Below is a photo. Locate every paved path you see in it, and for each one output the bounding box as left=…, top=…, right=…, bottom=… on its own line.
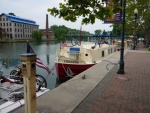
left=72, top=42, right=150, bottom=113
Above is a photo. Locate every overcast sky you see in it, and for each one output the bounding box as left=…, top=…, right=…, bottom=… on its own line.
left=0, top=0, right=112, bottom=34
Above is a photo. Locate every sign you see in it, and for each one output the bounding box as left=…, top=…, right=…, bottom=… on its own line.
left=104, top=0, right=122, bottom=24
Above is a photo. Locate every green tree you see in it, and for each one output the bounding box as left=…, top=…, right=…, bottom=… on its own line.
left=95, top=30, right=102, bottom=35
left=50, top=25, right=69, bottom=42
left=50, top=25, right=90, bottom=42
left=112, top=24, right=122, bottom=36
left=48, top=0, right=121, bottom=25
left=102, top=30, right=107, bottom=34
left=122, top=0, right=150, bottom=41
left=32, top=30, right=42, bottom=41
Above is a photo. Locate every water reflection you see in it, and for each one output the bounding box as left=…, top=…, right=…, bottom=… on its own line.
left=0, top=41, right=60, bottom=90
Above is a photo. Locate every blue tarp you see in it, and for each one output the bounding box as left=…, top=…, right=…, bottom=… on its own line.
left=70, top=47, right=80, bottom=54
left=90, top=34, right=116, bottom=37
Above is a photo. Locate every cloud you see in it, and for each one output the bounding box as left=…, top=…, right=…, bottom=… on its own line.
left=0, top=0, right=112, bottom=33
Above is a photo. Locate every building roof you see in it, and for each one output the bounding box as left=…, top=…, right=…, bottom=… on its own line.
left=1, top=13, right=39, bottom=26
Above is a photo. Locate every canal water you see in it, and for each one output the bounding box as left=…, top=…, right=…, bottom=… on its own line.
left=0, top=41, right=60, bottom=90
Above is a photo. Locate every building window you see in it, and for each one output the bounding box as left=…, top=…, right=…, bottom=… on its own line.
left=0, top=18, right=1, bottom=21
left=10, top=28, right=12, bottom=32
left=7, top=23, right=8, bottom=26
left=10, top=23, right=11, bottom=26
left=15, top=28, right=16, bottom=32
left=15, top=23, right=16, bottom=26
left=7, top=28, right=9, bottom=32
left=3, top=23, right=5, bottom=26
left=18, top=29, right=19, bottom=32
left=10, top=33, right=12, bottom=39
left=6, top=18, right=8, bottom=21
left=3, top=18, right=5, bottom=21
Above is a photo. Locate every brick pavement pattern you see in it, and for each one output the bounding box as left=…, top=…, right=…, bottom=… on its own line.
left=72, top=42, right=150, bottom=113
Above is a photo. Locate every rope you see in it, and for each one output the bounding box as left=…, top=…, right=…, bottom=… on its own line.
left=102, top=60, right=117, bottom=70
left=61, top=63, right=74, bottom=77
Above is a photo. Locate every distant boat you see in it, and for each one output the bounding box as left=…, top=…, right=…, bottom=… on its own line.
left=55, top=39, right=117, bottom=80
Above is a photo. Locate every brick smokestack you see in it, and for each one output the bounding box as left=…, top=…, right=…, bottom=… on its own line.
left=46, top=14, right=49, bottom=39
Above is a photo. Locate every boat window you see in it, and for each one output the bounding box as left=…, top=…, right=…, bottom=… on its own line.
left=85, top=53, right=88, bottom=56
left=108, top=49, right=110, bottom=54
left=102, top=51, right=104, bottom=57
left=114, top=48, right=116, bottom=52
left=111, top=48, right=112, bottom=53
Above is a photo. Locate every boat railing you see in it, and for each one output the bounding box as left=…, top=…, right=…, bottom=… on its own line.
left=56, top=49, right=60, bottom=58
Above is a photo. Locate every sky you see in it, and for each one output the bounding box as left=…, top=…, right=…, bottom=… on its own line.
left=0, top=0, right=112, bottom=34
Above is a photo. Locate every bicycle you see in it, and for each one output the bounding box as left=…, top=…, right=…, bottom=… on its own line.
left=129, top=43, right=139, bottom=50
left=0, top=63, right=47, bottom=91
left=71, top=37, right=81, bottom=46
left=94, top=37, right=102, bottom=48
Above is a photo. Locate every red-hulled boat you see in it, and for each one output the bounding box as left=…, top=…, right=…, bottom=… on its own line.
left=55, top=62, right=95, bottom=79
left=55, top=41, right=117, bottom=79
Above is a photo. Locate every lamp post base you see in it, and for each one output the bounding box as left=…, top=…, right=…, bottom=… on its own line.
left=117, top=61, right=125, bottom=74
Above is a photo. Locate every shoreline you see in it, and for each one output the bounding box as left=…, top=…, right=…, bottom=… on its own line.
left=0, top=39, right=55, bottom=43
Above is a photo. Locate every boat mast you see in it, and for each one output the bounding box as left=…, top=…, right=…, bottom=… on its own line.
left=80, top=25, right=82, bottom=45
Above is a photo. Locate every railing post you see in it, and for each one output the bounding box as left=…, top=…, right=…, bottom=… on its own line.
left=20, top=53, right=37, bottom=113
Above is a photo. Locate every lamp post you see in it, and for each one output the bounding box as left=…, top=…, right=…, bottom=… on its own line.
left=133, top=8, right=138, bottom=50
left=117, top=0, right=126, bottom=74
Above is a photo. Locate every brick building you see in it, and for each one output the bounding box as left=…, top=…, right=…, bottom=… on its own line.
left=39, top=14, right=54, bottom=39
left=39, top=29, right=54, bottom=39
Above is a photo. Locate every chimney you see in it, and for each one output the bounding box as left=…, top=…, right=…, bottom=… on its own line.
left=46, top=14, right=49, bottom=39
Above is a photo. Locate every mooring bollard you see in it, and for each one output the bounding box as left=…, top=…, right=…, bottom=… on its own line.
left=20, top=53, right=37, bottom=113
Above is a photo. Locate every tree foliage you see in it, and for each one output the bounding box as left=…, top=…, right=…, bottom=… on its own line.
left=48, top=0, right=121, bottom=24
left=125, top=0, right=150, bottom=39
left=110, top=0, right=150, bottom=42
left=50, top=25, right=90, bottom=42
left=95, top=29, right=102, bottom=34
left=32, top=30, right=42, bottom=41
left=48, top=0, right=150, bottom=43
left=50, top=25, right=69, bottom=42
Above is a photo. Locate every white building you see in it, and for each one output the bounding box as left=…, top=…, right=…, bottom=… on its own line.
left=0, top=13, right=39, bottom=40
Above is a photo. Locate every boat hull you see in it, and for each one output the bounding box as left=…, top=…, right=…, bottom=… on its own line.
left=55, top=63, right=95, bottom=79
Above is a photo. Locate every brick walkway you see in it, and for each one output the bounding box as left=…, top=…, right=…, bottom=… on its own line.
left=72, top=42, right=150, bottom=113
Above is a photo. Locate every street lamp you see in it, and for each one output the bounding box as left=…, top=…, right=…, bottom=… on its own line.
left=117, top=0, right=126, bottom=74
left=133, top=8, right=138, bottom=50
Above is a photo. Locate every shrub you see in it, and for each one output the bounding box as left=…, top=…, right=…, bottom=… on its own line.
left=148, top=47, right=150, bottom=52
